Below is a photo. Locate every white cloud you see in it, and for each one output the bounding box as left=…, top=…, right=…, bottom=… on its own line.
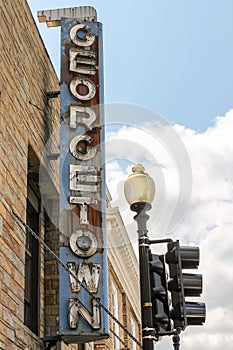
left=106, top=109, right=233, bottom=350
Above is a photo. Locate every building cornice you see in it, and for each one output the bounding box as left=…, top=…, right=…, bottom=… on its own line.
left=106, top=205, right=140, bottom=319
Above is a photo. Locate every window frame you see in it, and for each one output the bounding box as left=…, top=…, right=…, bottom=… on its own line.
left=24, top=178, right=41, bottom=335
left=112, top=282, right=120, bottom=350
left=131, top=318, right=137, bottom=350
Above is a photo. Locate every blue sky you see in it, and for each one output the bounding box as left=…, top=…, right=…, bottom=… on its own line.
left=27, top=0, right=233, bottom=131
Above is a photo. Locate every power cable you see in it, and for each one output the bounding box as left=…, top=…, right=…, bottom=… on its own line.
left=28, top=100, right=60, bottom=125
left=12, top=210, right=143, bottom=349
left=109, top=327, right=130, bottom=350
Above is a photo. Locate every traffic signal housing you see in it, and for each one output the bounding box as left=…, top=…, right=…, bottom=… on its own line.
left=149, top=252, right=171, bottom=335
left=165, top=240, right=206, bottom=330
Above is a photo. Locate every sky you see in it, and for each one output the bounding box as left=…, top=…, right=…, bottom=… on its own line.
left=27, top=0, right=233, bottom=131
left=26, top=1, right=233, bottom=350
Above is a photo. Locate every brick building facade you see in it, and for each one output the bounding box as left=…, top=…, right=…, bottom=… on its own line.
left=0, top=1, right=140, bottom=350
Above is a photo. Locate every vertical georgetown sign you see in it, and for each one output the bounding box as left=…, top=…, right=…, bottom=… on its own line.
left=38, top=6, right=109, bottom=343
left=59, top=10, right=109, bottom=344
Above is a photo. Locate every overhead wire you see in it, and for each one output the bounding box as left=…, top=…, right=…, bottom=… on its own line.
left=12, top=209, right=143, bottom=349
left=109, top=327, right=130, bottom=350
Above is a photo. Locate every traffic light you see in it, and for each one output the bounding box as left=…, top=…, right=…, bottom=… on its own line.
left=165, top=240, right=206, bottom=330
left=149, top=252, right=171, bottom=335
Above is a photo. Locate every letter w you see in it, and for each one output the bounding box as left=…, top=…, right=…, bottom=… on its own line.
left=67, top=262, right=101, bottom=293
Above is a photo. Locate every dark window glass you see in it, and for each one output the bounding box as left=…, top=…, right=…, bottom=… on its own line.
left=24, top=196, right=39, bottom=334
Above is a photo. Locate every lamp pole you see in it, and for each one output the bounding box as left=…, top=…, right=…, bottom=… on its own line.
left=124, top=164, right=156, bottom=350
left=172, top=335, right=180, bottom=350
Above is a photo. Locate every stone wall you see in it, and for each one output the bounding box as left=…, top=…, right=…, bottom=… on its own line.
left=0, top=0, right=60, bottom=348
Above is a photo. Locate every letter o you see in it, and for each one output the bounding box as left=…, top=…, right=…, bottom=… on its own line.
left=70, top=77, right=96, bottom=101
left=70, top=229, right=98, bottom=258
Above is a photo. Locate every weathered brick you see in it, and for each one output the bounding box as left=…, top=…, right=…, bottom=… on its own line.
left=51, top=278, right=59, bottom=290
left=45, top=293, right=56, bottom=305
left=45, top=315, right=57, bottom=327
left=0, top=202, right=6, bottom=220
left=0, top=289, right=17, bottom=315
left=0, top=252, right=12, bottom=275
left=0, top=216, right=3, bottom=237
left=11, top=268, right=24, bottom=289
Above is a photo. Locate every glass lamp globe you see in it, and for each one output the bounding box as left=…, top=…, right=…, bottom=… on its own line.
left=124, top=164, right=155, bottom=206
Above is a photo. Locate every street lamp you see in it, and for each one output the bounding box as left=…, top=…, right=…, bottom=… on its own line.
left=124, top=164, right=156, bottom=350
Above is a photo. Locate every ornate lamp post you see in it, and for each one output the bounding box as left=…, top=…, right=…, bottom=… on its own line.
left=124, top=164, right=156, bottom=350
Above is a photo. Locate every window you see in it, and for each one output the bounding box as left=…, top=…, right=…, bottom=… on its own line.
left=112, top=282, right=120, bottom=350
left=131, top=318, right=137, bottom=350
left=24, top=148, right=41, bottom=335
left=78, top=343, right=94, bottom=350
